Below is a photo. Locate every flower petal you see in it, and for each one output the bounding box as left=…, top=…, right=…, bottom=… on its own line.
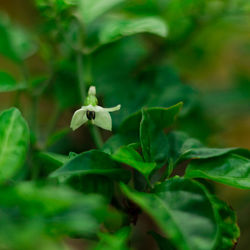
left=93, top=110, right=112, bottom=131
left=102, top=104, right=121, bottom=112
left=70, top=108, right=88, bottom=131
left=85, top=105, right=103, bottom=112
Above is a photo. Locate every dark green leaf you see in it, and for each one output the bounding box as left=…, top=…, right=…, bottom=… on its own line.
left=149, top=231, right=176, bottom=250
left=210, top=196, right=239, bottom=250
left=37, top=151, right=68, bottom=168
left=53, top=62, right=81, bottom=108
left=0, top=108, right=29, bottom=182
left=180, top=147, right=250, bottom=161
left=36, top=0, right=75, bottom=11
left=120, top=102, right=183, bottom=134
left=102, top=133, right=138, bottom=154
left=99, top=17, right=168, bottom=45
left=140, top=109, right=152, bottom=162
left=166, top=131, right=250, bottom=165
left=111, top=145, right=156, bottom=178
left=121, top=177, right=218, bottom=250
left=140, top=108, right=170, bottom=166
left=66, top=174, right=114, bottom=202
left=185, top=153, right=250, bottom=189
left=50, top=149, right=130, bottom=182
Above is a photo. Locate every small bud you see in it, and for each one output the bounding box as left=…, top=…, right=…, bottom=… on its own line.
left=85, top=95, right=98, bottom=106
left=88, top=86, right=96, bottom=96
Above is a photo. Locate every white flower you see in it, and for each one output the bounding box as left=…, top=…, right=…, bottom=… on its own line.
left=70, top=104, right=121, bottom=131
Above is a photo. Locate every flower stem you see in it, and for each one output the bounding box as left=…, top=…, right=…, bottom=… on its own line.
left=89, top=124, right=103, bottom=149
left=76, top=52, right=86, bottom=103
left=75, top=20, right=104, bottom=148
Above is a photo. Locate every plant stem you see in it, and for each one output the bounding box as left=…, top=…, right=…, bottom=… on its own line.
left=44, top=104, right=61, bottom=148
left=77, top=51, right=104, bottom=148
left=31, top=95, right=39, bottom=134
left=89, top=124, right=103, bottom=149
left=76, top=52, right=86, bottom=103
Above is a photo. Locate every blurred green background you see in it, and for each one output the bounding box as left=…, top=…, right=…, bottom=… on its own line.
left=0, top=0, right=250, bottom=249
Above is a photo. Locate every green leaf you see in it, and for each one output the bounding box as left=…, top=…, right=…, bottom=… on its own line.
left=36, top=0, right=76, bottom=11
left=0, top=108, right=29, bottom=182
left=37, top=151, right=68, bottom=168
left=179, top=147, right=250, bottom=161
left=50, top=149, right=130, bottom=183
left=164, top=131, right=201, bottom=163
left=78, top=0, right=125, bottom=24
left=0, top=15, right=36, bottom=62
left=99, top=17, right=168, bottom=45
left=140, top=108, right=170, bottom=166
left=94, top=227, right=131, bottom=250
left=120, top=102, right=183, bottom=134
left=0, top=182, right=108, bottom=242
left=121, top=177, right=218, bottom=250
left=140, top=109, right=152, bottom=162
left=210, top=196, right=239, bottom=250
left=66, top=174, right=114, bottom=202
left=111, top=145, right=156, bottom=178
left=53, top=63, right=80, bottom=108
left=166, top=131, right=250, bottom=165
left=185, top=153, right=250, bottom=189
left=0, top=72, right=25, bottom=92
left=102, top=133, right=137, bottom=154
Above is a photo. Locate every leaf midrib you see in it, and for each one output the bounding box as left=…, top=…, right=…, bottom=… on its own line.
left=0, top=110, right=17, bottom=164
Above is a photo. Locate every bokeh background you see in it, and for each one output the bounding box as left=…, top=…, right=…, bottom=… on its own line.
left=0, top=0, right=250, bottom=249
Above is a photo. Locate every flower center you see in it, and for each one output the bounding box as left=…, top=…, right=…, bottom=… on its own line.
left=86, top=110, right=95, bottom=120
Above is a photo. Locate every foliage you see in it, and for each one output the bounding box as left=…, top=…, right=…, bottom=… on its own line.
left=0, top=0, right=249, bottom=249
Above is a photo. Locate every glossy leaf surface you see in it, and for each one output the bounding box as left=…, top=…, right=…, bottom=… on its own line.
left=50, top=150, right=130, bottom=182
left=185, top=154, right=250, bottom=189
left=112, top=145, right=156, bottom=178
left=120, top=102, right=183, bottom=134
left=99, top=17, right=168, bottom=45
left=121, top=177, right=218, bottom=250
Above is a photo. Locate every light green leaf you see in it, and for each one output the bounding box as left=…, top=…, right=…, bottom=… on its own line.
left=121, top=177, right=218, bottom=250
left=111, top=145, right=156, bottom=178
left=50, top=149, right=130, bottom=183
left=99, top=17, right=168, bottom=45
left=0, top=108, right=29, bottom=182
left=0, top=182, right=108, bottom=240
left=94, top=227, right=131, bottom=250
left=0, top=72, right=25, bottom=92
left=0, top=15, right=36, bottom=62
left=185, top=153, right=250, bottom=189
left=78, top=0, right=125, bottom=24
